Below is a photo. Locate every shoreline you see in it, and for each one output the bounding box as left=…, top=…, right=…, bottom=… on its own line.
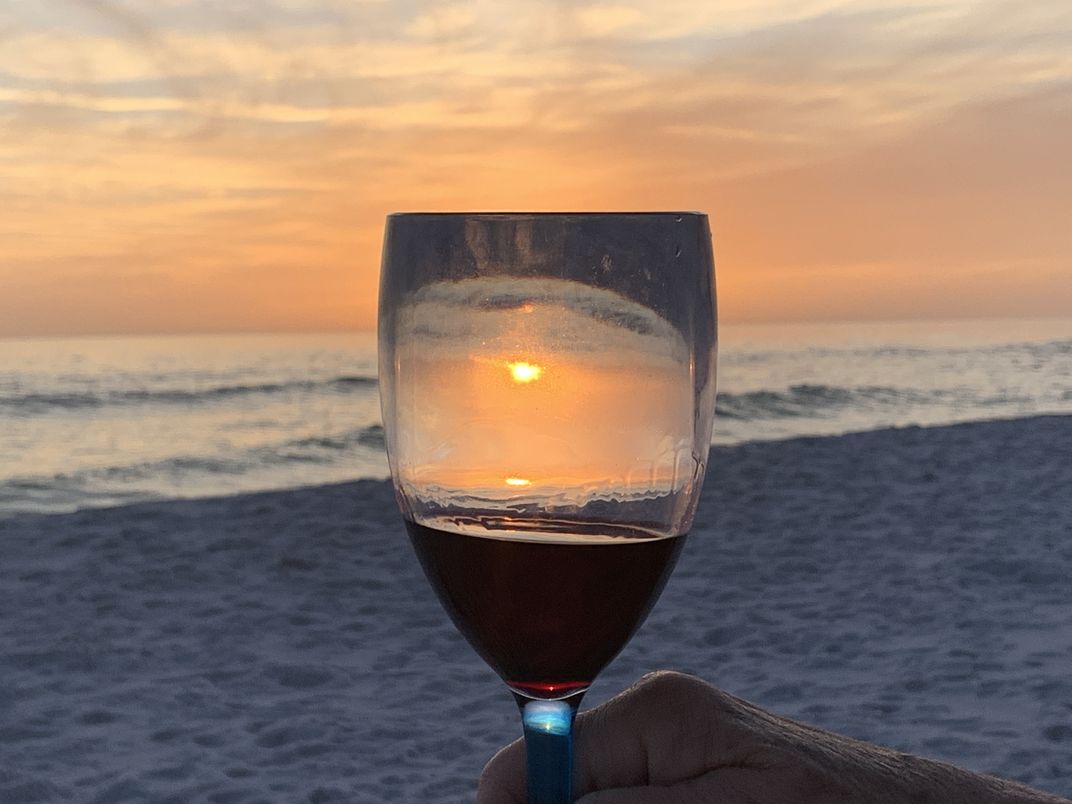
left=2, top=414, right=1070, bottom=801
left=5, top=411, right=1072, bottom=519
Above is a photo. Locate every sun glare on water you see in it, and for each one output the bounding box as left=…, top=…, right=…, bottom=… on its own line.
left=507, top=361, right=542, bottom=383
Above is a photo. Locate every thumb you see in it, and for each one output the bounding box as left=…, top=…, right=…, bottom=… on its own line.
left=572, top=671, right=757, bottom=794
left=478, top=672, right=762, bottom=802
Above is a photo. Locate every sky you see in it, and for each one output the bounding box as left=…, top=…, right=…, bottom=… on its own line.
left=0, top=0, right=1070, bottom=336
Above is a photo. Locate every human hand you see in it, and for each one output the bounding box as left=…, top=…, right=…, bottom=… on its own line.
left=477, top=671, right=1069, bottom=804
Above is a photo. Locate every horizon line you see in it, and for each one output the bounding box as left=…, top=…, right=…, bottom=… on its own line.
left=2, top=313, right=1071, bottom=342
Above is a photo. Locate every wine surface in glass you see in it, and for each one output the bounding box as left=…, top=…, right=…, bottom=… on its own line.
left=406, top=518, right=686, bottom=700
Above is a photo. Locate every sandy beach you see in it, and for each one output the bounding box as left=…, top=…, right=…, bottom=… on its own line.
left=2, top=415, right=1070, bottom=802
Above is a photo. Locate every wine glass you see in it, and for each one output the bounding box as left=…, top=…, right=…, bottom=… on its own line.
left=378, top=212, right=717, bottom=803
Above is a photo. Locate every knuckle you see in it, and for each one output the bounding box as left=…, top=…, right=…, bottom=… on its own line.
left=635, top=670, right=710, bottom=699
left=627, top=670, right=725, bottom=727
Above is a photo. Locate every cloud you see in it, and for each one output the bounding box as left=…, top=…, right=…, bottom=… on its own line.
left=405, top=5, right=479, bottom=40
left=570, top=5, right=648, bottom=38
left=0, top=0, right=1070, bottom=334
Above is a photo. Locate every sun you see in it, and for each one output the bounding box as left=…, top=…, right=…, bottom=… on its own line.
left=507, top=361, right=542, bottom=383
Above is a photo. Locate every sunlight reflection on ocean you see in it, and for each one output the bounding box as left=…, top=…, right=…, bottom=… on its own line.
left=0, top=319, right=1069, bottom=514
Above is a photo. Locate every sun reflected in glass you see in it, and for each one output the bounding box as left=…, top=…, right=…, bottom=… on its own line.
left=507, top=361, right=542, bottom=383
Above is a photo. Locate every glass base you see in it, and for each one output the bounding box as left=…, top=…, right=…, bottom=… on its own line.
left=508, top=680, right=591, bottom=701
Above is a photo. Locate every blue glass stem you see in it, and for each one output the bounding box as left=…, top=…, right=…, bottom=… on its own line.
left=522, top=700, right=576, bottom=804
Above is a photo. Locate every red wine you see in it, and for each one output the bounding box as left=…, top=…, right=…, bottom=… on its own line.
left=406, top=519, right=685, bottom=700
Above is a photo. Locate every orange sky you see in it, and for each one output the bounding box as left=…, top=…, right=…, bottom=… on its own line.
left=1, top=0, right=1070, bottom=336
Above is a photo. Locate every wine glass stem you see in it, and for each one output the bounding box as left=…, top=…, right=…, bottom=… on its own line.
left=522, top=700, right=575, bottom=804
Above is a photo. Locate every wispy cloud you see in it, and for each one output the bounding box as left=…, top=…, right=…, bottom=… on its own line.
left=0, top=0, right=1070, bottom=334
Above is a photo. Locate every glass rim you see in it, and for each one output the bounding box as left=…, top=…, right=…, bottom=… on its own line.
left=386, top=211, right=707, bottom=219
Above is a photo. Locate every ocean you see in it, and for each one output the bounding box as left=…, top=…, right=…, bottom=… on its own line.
left=1, top=318, right=1069, bottom=514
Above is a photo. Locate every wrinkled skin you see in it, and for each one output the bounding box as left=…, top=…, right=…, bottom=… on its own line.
left=477, top=672, right=1070, bottom=804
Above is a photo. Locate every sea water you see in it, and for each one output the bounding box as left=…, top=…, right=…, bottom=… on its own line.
left=0, top=319, right=1069, bottom=514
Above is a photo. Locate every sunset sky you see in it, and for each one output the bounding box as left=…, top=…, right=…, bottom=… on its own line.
left=1, top=0, right=1070, bottom=336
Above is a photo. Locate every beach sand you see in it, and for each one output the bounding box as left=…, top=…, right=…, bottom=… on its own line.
left=2, top=415, right=1071, bottom=802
